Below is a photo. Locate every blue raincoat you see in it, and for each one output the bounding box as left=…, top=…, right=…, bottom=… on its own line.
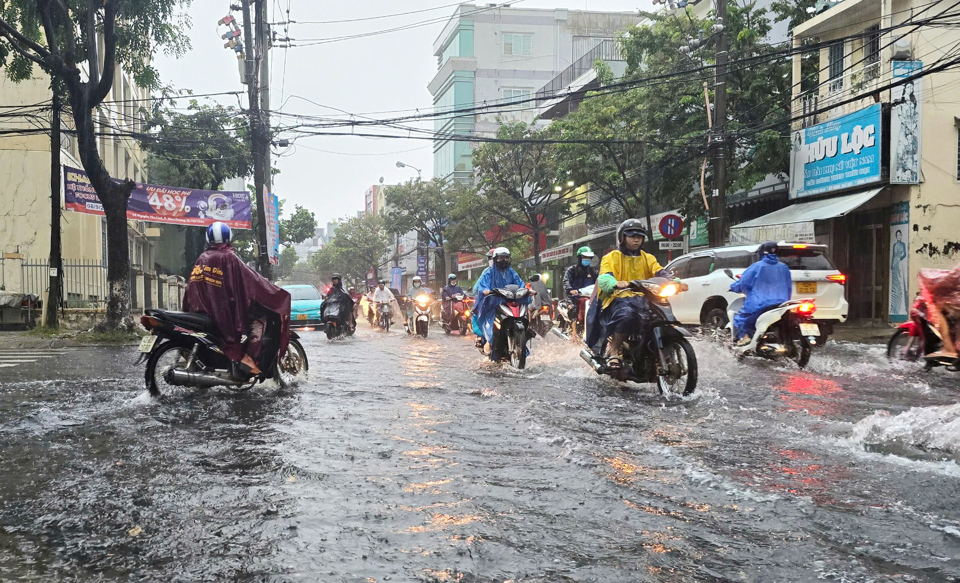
left=729, top=254, right=792, bottom=339
left=471, top=267, right=490, bottom=337
left=474, top=266, right=525, bottom=345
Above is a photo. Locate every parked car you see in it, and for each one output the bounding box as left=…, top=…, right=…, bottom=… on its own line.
left=661, top=242, right=848, bottom=342
left=283, top=284, right=324, bottom=329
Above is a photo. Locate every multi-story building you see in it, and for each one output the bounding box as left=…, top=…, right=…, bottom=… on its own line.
left=729, top=0, right=960, bottom=323
left=429, top=3, right=642, bottom=183
left=0, top=59, right=178, bottom=315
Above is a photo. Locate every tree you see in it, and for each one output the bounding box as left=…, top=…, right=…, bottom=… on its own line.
left=140, top=99, right=252, bottom=274
left=280, top=204, right=317, bottom=246
left=384, top=178, right=459, bottom=289
left=472, top=121, right=565, bottom=271
left=0, top=0, right=190, bottom=327
left=309, top=214, right=389, bottom=287
left=277, top=246, right=298, bottom=280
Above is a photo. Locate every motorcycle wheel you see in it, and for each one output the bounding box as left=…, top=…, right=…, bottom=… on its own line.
left=417, top=320, right=428, bottom=337
left=325, top=325, right=336, bottom=340
left=276, top=338, right=309, bottom=388
left=887, top=329, right=920, bottom=362
left=508, top=326, right=527, bottom=369
left=145, top=342, right=193, bottom=399
left=789, top=334, right=812, bottom=368
left=459, top=319, right=469, bottom=336
left=656, top=338, right=698, bottom=397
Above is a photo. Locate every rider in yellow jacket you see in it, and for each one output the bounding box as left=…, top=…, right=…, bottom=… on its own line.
left=586, top=219, right=663, bottom=370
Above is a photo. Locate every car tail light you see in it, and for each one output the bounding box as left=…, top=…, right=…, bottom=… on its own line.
left=826, top=273, right=846, bottom=285
left=797, top=302, right=816, bottom=315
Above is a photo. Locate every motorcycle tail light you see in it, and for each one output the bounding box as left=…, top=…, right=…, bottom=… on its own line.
left=542, top=306, right=550, bottom=312
left=464, top=310, right=470, bottom=317
left=141, top=315, right=160, bottom=330
left=826, top=273, right=846, bottom=285
left=797, top=302, right=816, bottom=315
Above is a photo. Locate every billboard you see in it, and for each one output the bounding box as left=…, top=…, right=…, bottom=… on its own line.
left=63, top=166, right=252, bottom=229
left=891, top=61, right=922, bottom=185
left=789, top=104, right=882, bottom=199
left=266, top=191, right=280, bottom=265
left=888, top=201, right=910, bottom=322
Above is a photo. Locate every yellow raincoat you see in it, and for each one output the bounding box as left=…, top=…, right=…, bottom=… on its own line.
left=597, top=249, right=663, bottom=309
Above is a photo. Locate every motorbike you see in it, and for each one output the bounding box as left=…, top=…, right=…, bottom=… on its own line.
left=722, top=269, right=816, bottom=368
left=321, top=301, right=355, bottom=340
left=482, top=284, right=532, bottom=369
left=376, top=301, right=393, bottom=332
left=411, top=293, right=433, bottom=337
left=137, top=308, right=308, bottom=398
left=441, top=293, right=472, bottom=336
left=555, top=287, right=591, bottom=340
left=579, top=278, right=698, bottom=397
left=530, top=302, right=554, bottom=338
left=887, top=296, right=960, bottom=370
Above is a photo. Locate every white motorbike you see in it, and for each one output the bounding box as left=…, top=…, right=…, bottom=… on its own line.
left=410, top=293, right=433, bottom=337
left=723, top=269, right=818, bottom=368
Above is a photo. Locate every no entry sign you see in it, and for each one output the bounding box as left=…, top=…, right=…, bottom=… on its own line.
left=658, top=214, right=683, bottom=240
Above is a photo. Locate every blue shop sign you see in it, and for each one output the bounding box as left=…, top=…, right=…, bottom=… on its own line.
left=788, top=103, right=882, bottom=199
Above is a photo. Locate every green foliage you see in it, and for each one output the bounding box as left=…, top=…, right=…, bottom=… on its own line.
left=384, top=177, right=460, bottom=287
left=277, top=246, right=298, bottom=279
left=309, top=214, right=390, bottom=287
left=280, top=204, right=317, bottom=246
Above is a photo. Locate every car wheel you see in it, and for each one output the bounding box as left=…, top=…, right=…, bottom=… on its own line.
left=703, top=308, right=728, bottom=329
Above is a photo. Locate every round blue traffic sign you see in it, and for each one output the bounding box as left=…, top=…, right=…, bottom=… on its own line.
left=659, top=214, right=683, bottom=240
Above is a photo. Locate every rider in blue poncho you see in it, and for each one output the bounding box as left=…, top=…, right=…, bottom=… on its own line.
left=729, top=241, right=793, bottom=345
left=471, top=248, right=496, bottom=345
left=474, top=247, right=525, bottom=357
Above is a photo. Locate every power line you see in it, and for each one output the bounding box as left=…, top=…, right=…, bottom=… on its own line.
left=272, top=1, right=467, bottom=25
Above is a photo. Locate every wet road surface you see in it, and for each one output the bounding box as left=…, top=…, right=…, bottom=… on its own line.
left=0, top=326, right=959, bottom=581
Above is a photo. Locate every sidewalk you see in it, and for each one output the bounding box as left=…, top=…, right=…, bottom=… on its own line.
left=0, top=330, right=141, bottom=350
left=830, top=322, right=896, bottom=345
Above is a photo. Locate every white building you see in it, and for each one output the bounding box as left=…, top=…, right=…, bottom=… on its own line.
left=428, top=3, right=643, bottom=182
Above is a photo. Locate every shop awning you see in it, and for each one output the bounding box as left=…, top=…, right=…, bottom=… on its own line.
left=729, top=188, right=883, bottom=244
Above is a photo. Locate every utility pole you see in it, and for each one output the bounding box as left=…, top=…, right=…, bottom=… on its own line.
left=241, top=0, right=272, bottom=278
left=44, top=86, right=61, bottom=329
left=709, top=0, right=728, bottom=247
left=257, top=0, right=272, bottom=206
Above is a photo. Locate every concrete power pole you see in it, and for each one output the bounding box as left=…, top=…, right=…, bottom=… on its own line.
left=709, top=0, right=728, bottom=248
left=257, top=0, right=272, bottom=208
left=44, top=87, right=61, bottom=329
left=241, top=0, right=272, bottom=278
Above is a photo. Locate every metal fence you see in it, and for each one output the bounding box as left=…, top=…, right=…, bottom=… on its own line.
left=22, top=259, right=109, bottom=309
left=536, top=39, right=623, bottom=102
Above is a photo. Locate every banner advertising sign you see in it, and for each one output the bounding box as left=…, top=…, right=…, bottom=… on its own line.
left=729, top=221, right=815, bottom=245
left=266, top=192, right=280, bottom=265
left=788, top=104, right=882, bottom=199
left=891, top=61, right=922, bottom=184
left=391, top=267, right=403, bottom=290
left=689, top=216, right=709, bottom=247
left=416, top=255, right=428, bottom=277
left=457, top=252, right=486, bottom=271
left=63, top=165, right=252, bottom=229
left=540, top=244, right=572, bottom=263
left=888, top=201, right=910, bottom=322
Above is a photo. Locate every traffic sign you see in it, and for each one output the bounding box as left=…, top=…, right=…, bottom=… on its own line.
left=659, top=214, right=684, bottom=240
left=659, top=241, right=684, bottom=250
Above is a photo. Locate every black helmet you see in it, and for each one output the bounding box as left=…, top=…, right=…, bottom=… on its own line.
left=378, top=279, right=387, bottom=284
left=616, top=218, right=647, bottom=246
left=758, top=241, right=779, bottom=257
left=331, top=273, right=341, bottom=280
left=529, top=273, right=541, bottom=282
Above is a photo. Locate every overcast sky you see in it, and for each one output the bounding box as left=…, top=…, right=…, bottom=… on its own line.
left=154, top=0, right=655, bottom=229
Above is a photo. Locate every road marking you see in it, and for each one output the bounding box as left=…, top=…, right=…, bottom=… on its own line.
left=0, top=348, right=72, bottom=371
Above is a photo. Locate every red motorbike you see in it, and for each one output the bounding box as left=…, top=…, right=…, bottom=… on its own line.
left=442, top=293, right=472, bottom=336
left=887, top=295, right=959, bottom=370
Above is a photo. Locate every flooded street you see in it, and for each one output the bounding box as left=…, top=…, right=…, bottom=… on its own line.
left=1, top=328, right=959, bottom=581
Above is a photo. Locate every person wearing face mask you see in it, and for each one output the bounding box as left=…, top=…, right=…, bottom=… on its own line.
left=475, top=247, right=526, bottom=359
left=562, top=246, right=598, bottom=336
left=585, top=219, right=664, bottom=371
left=471, top=248, right=497, bottom=347
left=405, top=276, right=426, bottom=333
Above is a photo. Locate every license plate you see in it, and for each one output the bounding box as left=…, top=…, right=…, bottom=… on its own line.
left=797, top=282, right=817, bottom=294
left=540, top=314, right=550, bottom=321
left=799, top=323, right=820, bottom=336
left=297, top=313, right=308, bottom=320
left=138, top=335, right=158, bottom=353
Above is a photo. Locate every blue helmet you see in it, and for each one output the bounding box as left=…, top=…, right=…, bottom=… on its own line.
left=206, top=221, right=232, bottom=245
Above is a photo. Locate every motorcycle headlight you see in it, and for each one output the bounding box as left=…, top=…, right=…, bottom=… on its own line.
left=658, top=283, right=679, bottom=298
left=416, top=294, right=429, bottom=306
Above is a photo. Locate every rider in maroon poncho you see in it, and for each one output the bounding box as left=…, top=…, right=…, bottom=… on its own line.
left=182, top=222, right=291, bottom=378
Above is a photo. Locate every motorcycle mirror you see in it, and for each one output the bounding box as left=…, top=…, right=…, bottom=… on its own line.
left=723, top=269, right=734, bottom=279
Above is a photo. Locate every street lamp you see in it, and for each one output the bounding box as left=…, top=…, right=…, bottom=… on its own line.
left=396, top=160, right=422, bottom=180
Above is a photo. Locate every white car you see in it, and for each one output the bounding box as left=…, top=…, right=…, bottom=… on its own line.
left=661, top=242, right=849, bottom=341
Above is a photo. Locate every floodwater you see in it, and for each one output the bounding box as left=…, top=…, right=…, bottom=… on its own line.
left=0, top=326, right=958, bottom=581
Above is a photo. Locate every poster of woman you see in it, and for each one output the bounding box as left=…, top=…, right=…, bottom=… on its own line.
left=889, top=202, right=910, bottom=321
left=891, top=61, right=922, bottom=185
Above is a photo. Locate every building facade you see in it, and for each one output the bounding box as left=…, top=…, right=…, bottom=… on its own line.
left=429, top=4, right=642, bottom=183
left=730, top=0, right=960, bottom=323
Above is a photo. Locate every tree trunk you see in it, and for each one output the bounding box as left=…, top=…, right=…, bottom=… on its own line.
left=532, top=224, right=542, bottom=271
left=72, top=95, right=135, bottom=328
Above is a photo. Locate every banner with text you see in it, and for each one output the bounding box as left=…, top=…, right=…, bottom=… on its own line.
left=266, top=191, right=280, bottom=265
left=63, top=165, right=252, bottom=229
left=788, top=104, right=882, bottom=199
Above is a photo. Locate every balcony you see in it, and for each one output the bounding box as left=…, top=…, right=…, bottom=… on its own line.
left=536, top=39, right=624, bottom=106
left=796, top=60, right=882, bottom=128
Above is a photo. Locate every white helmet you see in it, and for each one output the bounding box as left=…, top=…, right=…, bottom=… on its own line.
left=493, top=246, right=511, bottom=258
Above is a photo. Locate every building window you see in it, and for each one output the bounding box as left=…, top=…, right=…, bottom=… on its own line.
left=502, top=88, right=531, bottom=103
left=503, top=33, right=532, bottom=56
left=828, top=41, right=844, bottom=92
left=864, top=25, right=881, bottom=81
